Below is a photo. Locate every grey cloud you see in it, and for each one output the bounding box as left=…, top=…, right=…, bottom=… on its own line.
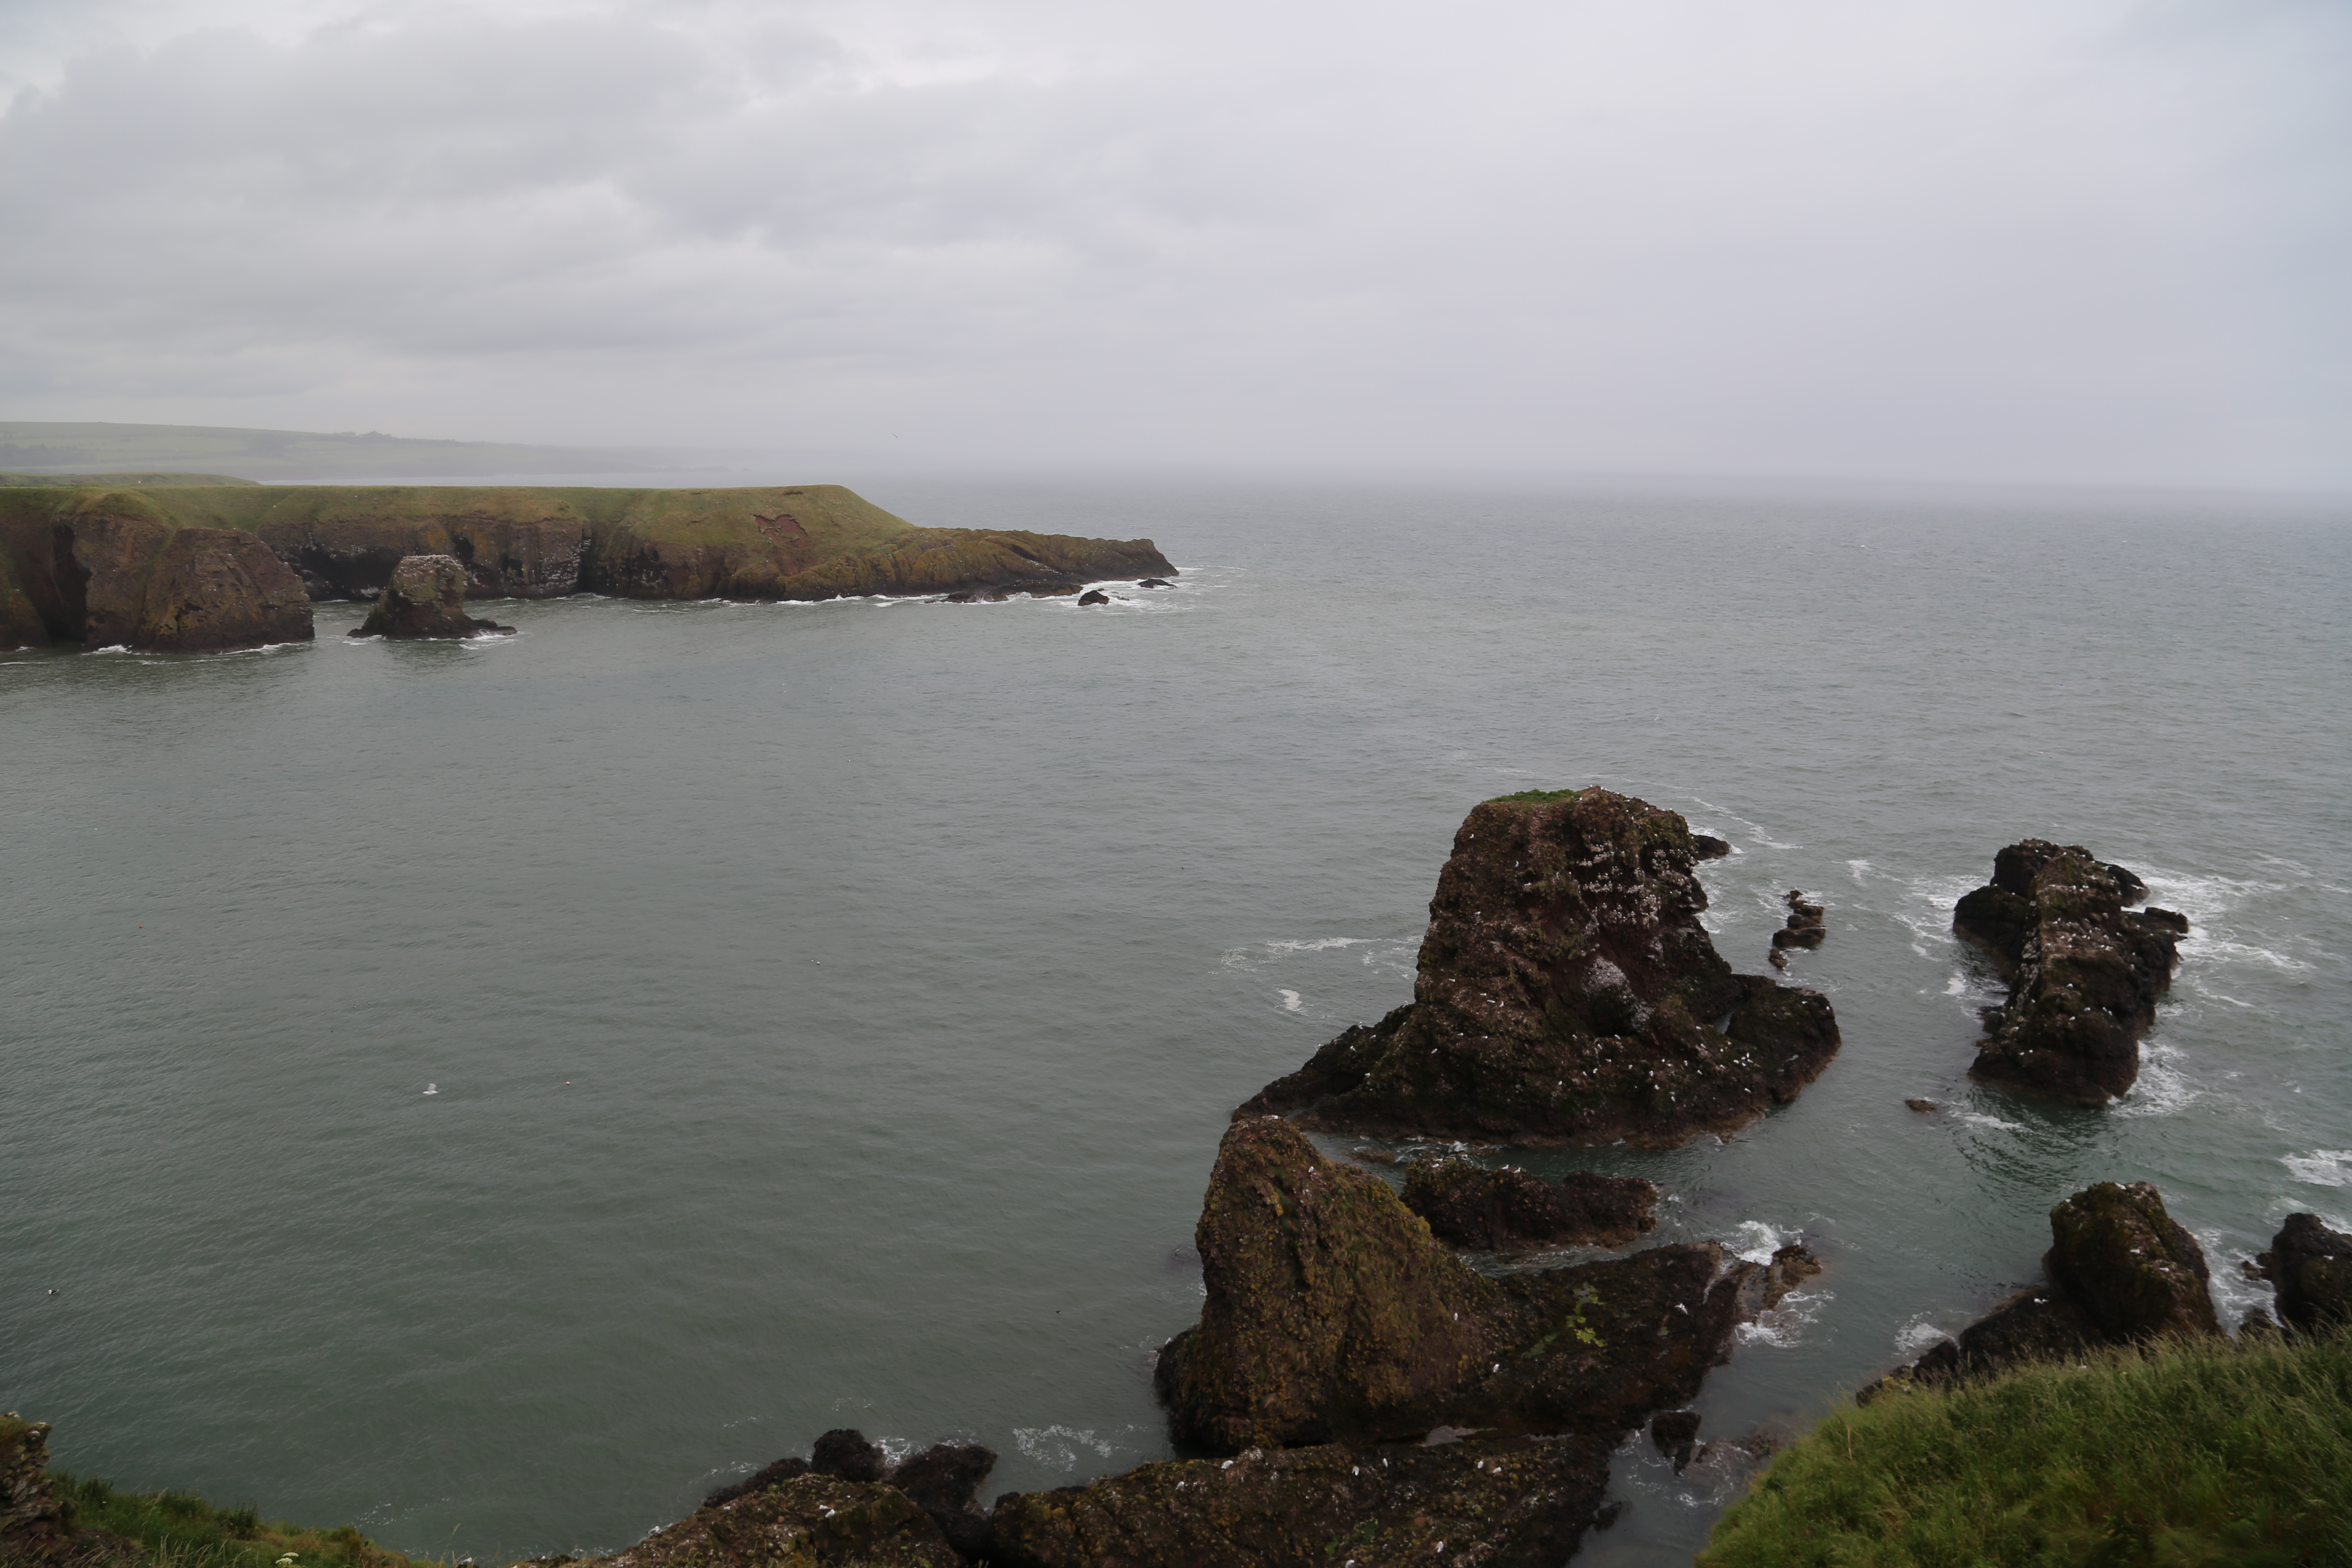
left=0, top=0, right=2345, bottom=487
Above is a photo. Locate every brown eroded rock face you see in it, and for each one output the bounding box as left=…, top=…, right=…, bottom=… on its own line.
left=1152, top=1119, right=1798, bottom=1455
left=1400, top=1155, right=1658, bottom=1251
left=1238, top=789, right=1840, bottom=1146
left=1861, top=1180, right=2217, bottom=1402
left=1, top=1414, right=67, bottom=1563
left=352, top=555, right=516, bottom=639
left=988, top=1434, right=1614, bottom=1568
left=2044, top=1180, right=2220, bottom=1341
left=1955, top=840, right=2188, bottom=1104
left=2265, top=1213, right=2352, bottom=1337
left=70, top=505, right=312, bottom=653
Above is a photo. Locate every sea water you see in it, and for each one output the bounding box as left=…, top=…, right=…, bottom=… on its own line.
left=3, top=475, right=2348, bottom=1566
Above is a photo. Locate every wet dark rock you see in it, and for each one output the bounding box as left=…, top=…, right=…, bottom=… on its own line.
left=1904, top=1098, right=1937, bottom=1113
left=988, top=1434, right=1613, bottom=1568
left=1770, top=890, right=1826, bottom=951
left=351, top=555, right=516, bottom=639
left=890, top=1442, right=998, bottom=1558
left=2268, top=1213, right=2352, bottom=1336
left=2240, top=1306, right=2284, bottom=1340
left=1649, top=1410, right=1701, bottom=1470
left=1861, top=1181, right=2217, bottom=1400
left=597, top=1475, right=960, bottom=1568
left=1691, top=834, right=1733, bottom=860
left=1076, top=589, right=1110, bottom=605
left=1237, top=789, right=1841, bottom=1146
left=1956, top=840, right=2187, bottom=1104
left=2046, top=1181, right=2219, bottom=1341
left=1344, top=1147, right=1400, bottom=1166
left=1136, top=577, right=1172, bottom=588
left=809, top=1429, right=888, bottom=1484
left=1401, top=1155, right=1658, bottom=1251
left=1154, top=1119, right=1780, bottom=1455
left=941, top=591, right=975, bottom=603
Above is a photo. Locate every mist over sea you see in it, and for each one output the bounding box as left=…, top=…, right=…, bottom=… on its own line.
left=5, top=475, right=2347, bottom=1566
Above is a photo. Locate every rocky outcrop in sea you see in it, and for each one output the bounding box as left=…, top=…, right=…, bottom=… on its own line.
left=1862, top=1181, right=2218, bottom=1399
left=1954, top=839, right=2189, bottom=1103
left=351, top=555, right=517, bottom=639
left=1237, top=788, right=1841, bottom=1145
left=2252, top=1213, right=2352, bottom=1337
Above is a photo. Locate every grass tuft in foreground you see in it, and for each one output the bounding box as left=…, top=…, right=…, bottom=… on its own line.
left=1699, top=1330, right=2352, bottom=1567
left=22, top=1473, right=427, bottom=1568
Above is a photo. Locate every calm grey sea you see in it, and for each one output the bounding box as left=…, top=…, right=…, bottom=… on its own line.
left=4, top=475, right=2348, bottom=1566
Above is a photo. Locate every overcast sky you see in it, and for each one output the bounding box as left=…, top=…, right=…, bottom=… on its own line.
left=1, top=0, right=2345, bottom=489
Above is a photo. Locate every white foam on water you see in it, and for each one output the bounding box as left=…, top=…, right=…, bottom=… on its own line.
left=2114, top=1051, right=2197, bottom=1118
left=1013, top=1425, right=1116, bottom=1470
left=2283, top=1149, right=2352, bottom=1188
left=1955, top=1110, right=2024, bottom=1132
left=2194, top=1228, right=2272, bottom=1328
left=1270, top=937, right=1367, bottom=952
left=1736, top=1288, right=1830, bottom=1349
left=1681, top=795, right=1801, bottom=850
left=876, top=1436, right=914, bottom=1466
left=1728, top=1220, right=1789, bottom=1264
left=1279, top=989, right=1303, bottom=1012
left=1894, top=1314, right=1956, bottom=1357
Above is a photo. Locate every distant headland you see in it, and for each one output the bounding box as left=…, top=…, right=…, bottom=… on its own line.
left=0, top=477, right=1175, bottom=653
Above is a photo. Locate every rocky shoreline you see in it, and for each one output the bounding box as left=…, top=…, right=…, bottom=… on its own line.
left=0, top=481, right=1175, bottom=653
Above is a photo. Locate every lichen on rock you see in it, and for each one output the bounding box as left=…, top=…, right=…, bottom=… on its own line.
left=1238, top=788, right=1840, bottom=1145
left=1956, top=840, right=2189, bottom=1104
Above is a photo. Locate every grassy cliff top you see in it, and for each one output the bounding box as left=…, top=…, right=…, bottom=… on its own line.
left=1698, top=1331, right=2352, bottom=1566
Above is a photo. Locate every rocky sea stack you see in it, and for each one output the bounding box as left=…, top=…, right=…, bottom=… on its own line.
left=1955, top=839, right=2189, bottom=1104
left=352, top=554, right=516, bottom=639
left=1153, top=1118, right=1808, bottom=1455
left=1864, top=1181, right=2218, bottom=1399
left=1238, top=788, right=1841, bottom=1145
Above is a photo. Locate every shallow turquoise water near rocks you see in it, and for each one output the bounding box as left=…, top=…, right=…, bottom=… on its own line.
left=4, top=475, right=2348, bottom=1565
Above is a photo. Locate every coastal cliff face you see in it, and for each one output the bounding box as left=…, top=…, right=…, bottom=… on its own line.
left=0, top=490, right=314, bottom=653
left=1240, top=789, right=1840, bottom=1145
left=352, top=555, right=515, bottom=639
left=1956, top=839, right=2188, bottom=1104
left=0, top=482, right=1173, bottom=652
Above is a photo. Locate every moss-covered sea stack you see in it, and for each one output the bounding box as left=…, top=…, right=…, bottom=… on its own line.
left=1239, top=788, right=1840, bottom=1145
left=1955, top=839, right=2189, bottom=1104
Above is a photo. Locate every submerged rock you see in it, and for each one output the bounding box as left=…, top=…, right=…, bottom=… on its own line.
left=1400, top=1155, right=1658, bottom=1250
left=1153, top=1119, right=1796, bottom=1454
left=1137, top=577, right=1173, bottom=588
left=1237, top=789, right=1841, bottom=1146
left=1861, top=1181, right=2217, bottom=1400
left=351, top=555, right=516, bottom=639
left=989, top=1433, right=1613, bottom=1568
left=1954, top=840, right=2187, bottom=1104
left=1076, top=589, right=1110, bottom=605
left=2266, top=1213, right=2352, bottom=1336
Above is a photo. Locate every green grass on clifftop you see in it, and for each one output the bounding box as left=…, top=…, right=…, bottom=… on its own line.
left=25, top=1473, right=426, bottom=1568
left=1489, top=788, right=1582, bottom=804
left=1698, top=1332, right=2352, bottom=1568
